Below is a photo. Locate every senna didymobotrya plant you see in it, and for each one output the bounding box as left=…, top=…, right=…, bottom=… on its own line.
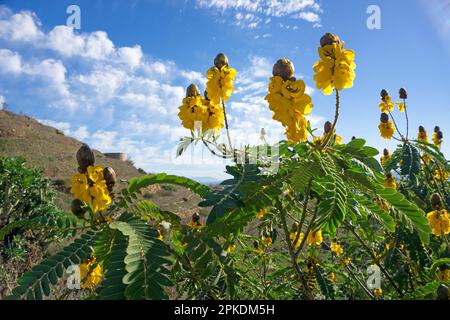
left=7, top=33, right=450, bottom=300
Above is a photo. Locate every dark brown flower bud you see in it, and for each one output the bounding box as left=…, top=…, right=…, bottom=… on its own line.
left=253, top=240, right=260, bottom=248
left=399, top=88, right=408, bottom=99
left=386, top=172, right=393, bottom=179
left=204, top=90, right=209, bottom=101
left=214, top=53, right=229, bottom=69
left=320, top=33, right=340, bottom=47
left=419, top=126, right=425, bottom=133
left=436, top=284, right=450, bottom=300
left=192, top=212, right=200, bottom=223
left=324, top=121, right=333, bottom=134
left=103, top=167, right=116, bottom=189
left=434, top=126, right=440, bottom=133
left=291, top=222, right=299, bottom=233
left=71, top=199, right=86, bottom=218
left=76, top=144, right=95, bottom=173
left=380, top=113, right=389, bottom=123
left=439, top=263, right=449, bottom=271
left=437, top=131, right=443, bottom=140
left=186, top=84, right=200, bottom=97
left=272, top=59, right=295, bottom=81
left=351, top=136, right=356, bottom=140
left=383, top=148, right=389, bottom=156
left=380, top=89, right=389, bottom=100
left=430, top=193, right=442, bottom=209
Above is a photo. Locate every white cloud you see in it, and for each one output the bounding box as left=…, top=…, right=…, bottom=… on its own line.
left=0, top=95, right=5, bottom=110
left=0, top=49, right=22, bottom=73
left=0, top=10, right=43, bottom=42
left=295, top=11, right=320, bottom=23
left=196, top=0, right=322, bottom=27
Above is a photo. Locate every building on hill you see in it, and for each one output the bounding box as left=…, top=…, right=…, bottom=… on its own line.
left=104, top=152, right=128, bottom=162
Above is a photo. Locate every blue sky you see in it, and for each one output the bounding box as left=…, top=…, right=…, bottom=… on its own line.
left=0, top=0, right=449, bottom=181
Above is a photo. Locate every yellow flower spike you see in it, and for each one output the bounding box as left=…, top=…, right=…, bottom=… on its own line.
left=227, top=244, right=237, bottom=254
left=257, top=208, right=269, bottom=220
left=265, top=59, right=313, bottom=143
left=384, top=173, right=397, bottom=190
left=437, top=265, right=450, bottom=282
left=373, top=288, right=383, bottom=297
left=79, top=257, right=103, bottom=289
left=335, top=135, right=343, bottom=145
left=329, top=271, right=335, bottom=282
left=341, top=257, right=351, bottom=267
left=426, top=209, right=450, bottom=236
left=330, top=242, right=344, bottom=256
left=417, top=126, right=429, bottom=143
left=313, top=34, right=356, bottom=95
left=375, top=196, right=391, bottom=212
left=157, top=230, right=164, bottom=241
left=262, top=236, right=273, bottom=248
left=205, top=53, right=237, bottom=105
left=432, top=126, right=444, bottom=148
left=378, top=121, right=395, bottom=140
left=87, top=165, right=104, bottom=183
left=434, top=169, right=449, bottom=181
left=380, top=148, right=391, bottom=165
left=306, top=229, right=323, bottom=245
left=290, top=230, right=305, bottom=249
left=188, top=212, right=204, bottom=230
left=70, top=173, right=91, bottom=204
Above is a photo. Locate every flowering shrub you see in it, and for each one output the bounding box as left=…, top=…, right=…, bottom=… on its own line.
left=6, top=34, right=450, bottom=300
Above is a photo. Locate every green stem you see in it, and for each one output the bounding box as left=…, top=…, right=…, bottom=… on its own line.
left=321, top=89, right=340, bottom=149
left=404, top=99, right=409, bottom=140
left=221, top=100, right=233, bottom=154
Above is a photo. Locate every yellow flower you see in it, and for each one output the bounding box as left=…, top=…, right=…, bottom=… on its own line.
left=379, top=95, right=394, bottom=113
left=227, top=244, right=237, bottom=253
left=70, top=173, right=91, bottom=204
left=335, top=135, right=343, bottom=145
left=157, top=230, right=164, bottom=241
left=290, top=231, right=305, bottom=249
left=89, top=181, right=112, bottom=213
left=262, top=236, right=273, bottom=248
left=307, top=229, right=323, bottom=245
left=206, top=65, right=237, bottom=105
left=329, top=271, right=335, bottom=282
left=257, top=208, right=269, bottom=220
left=87, top=165, right=104, bottom=183
left=427, top=209, right=450, bottom=236
left=313, top=41, right=356, bottom=95
left=380, top=150, right=391, bottom=166
left=432, top=133, right=443, bottom=148
left=265, top=71, right=314, bottom=143
left=373, top=288, right=383, bottom=297
left=396, top=102, right=406, bottom=112
left=375, top=196, right=391, bottom=212
left=434, top=169, right=449, bottom=181
left=378, top=121, right=395, bottom=140
left=417, top=126, right=428, bottom=143
left=437, top=267, right=450, bottom=282
left=178, top=95, right=208, bottom=131
left=330, top=242, right=344, bottom=256
left=79, top=257, right=103, bottom=289
left=384, top=175, right=397, bottom=190
left=202, top=98, right=224, bottom=132
left=341, top=257, right=351, bottom=267
left=188, top=220, right=203, bottom=230
left=422, top=154, right=431, bottom=166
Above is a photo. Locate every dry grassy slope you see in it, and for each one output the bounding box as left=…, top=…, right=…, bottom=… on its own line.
left=0, top=110, right=204, bottom=219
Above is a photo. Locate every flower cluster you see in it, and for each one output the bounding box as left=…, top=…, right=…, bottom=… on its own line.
left=380, top=148, right=391, bottom=165
left=70, top=145, right=114, bottom=215
left=432, top=126, right=444, bottom=149
left=265, top=59, right=314, bottom=143
left=330, top=242, right=344, bottom=256
left=306, top=229, right=323, bottom=245
left=205, top=53, right=237, bottom=105
left=178, top=84, right=224, bottom=133
left=417, top=126, right=429, bottom=143
left=378, top=112, right=395, bottom=140
left=313, top=33, right=356, bottom=95
left=79, top=257, right=103, bottom=289
left=384, top=173, right=397, bottom=190
left=427, top=209, right=450, bottom=236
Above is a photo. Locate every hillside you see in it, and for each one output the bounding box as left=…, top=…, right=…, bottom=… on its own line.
left=0, top=110, right=203, bottom=217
